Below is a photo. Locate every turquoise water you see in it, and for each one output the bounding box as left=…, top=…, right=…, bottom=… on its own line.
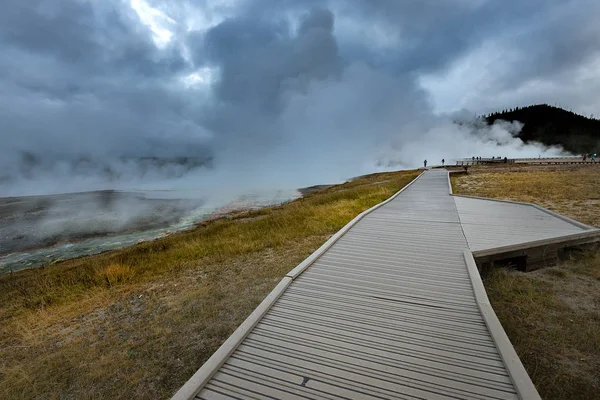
left=0, top=189, right=299, bottom=274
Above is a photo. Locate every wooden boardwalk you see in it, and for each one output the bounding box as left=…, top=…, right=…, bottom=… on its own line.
left=455, top=156, right=600, bottom=166
left=454, top=195, right=588, bottom=251
left=174, top=170, right=599, bottom=399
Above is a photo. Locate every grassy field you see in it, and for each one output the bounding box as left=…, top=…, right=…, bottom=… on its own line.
left=453, top=164, right=600, bottom=400
left=0, top=169, right=419, bottom=399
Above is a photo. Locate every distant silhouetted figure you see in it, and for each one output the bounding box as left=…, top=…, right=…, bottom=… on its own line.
left=424, top=159, right=427, bottom=168
left=583, top=154, right=587, bottom=162
left=441, top=159, right=445, bottom=166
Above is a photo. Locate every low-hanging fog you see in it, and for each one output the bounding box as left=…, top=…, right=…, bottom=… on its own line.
left=2, top=0, right=599, bottom=200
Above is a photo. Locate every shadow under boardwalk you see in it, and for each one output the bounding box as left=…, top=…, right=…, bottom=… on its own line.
left=176, top=170, right=573, bottom=399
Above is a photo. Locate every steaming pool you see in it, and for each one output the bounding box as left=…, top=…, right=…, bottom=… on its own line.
left=0, top=189, right=300, bottom=274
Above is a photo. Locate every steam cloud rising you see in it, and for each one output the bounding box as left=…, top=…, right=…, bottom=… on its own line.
left=2, top=0, right=598, bottom=198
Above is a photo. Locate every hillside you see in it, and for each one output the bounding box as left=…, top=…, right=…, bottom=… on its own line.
left=486, top=104, right=600, bottom=154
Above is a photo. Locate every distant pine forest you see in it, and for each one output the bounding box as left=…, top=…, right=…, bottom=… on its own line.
left=485, top=104, right=600, bottom=154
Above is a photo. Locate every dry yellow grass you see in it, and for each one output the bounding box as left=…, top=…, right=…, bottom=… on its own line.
left=0, top=169, right=419, bottom=399
left=453, top=164, right=600, bottom=399
left=485, top=254, right=600, bottom=399
left=96, top=263, right=135, bottom=287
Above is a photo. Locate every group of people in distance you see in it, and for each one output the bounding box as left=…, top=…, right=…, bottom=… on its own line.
left=470, top=156, right=508, bottom=164
left=424, top=154, right=599, bottom=168
left=423, top=159, right=445, bottom=168
left=471, top=156, right=503, bottom=161
left=582, top=154, right=597, bottom=162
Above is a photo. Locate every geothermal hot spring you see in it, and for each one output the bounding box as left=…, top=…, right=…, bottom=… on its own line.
left=0, top=188, right=300, bottom=274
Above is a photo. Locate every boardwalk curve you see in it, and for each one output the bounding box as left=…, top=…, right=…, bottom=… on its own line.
left=174, top=170, right=598, bottom=399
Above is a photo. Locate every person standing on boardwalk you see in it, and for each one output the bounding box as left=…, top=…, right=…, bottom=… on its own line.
left=441, top=159, right=445, bottom=166
left=424, top=159, right=427, bottom=168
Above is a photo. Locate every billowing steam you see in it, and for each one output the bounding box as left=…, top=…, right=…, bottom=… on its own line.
left=0, top=2, right=581, bottom=197
left=0, top=0, right=586, bottom=260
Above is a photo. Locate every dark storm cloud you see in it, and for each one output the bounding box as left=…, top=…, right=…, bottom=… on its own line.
left=499, top=2, right=600, bottom=88
left=0, top=0, right=186, bottom=78
left=203, top=8, right=340, bottom=114
left=199, top=0, right=600, bottom=119
left=0, top=0, right=216, bottom=195
left=0, top=0, right=597, bottom=196
left=183, top=2, right=558, bottom=187
left=235, top=0, right=536, bottom=74
left=420, top=0, right=600, bottom=115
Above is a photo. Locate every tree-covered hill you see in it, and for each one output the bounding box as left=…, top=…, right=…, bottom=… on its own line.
left=486, top=104, right=600, bottom=154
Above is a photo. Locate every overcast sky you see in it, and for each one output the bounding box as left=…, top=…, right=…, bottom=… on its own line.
left=1, top=0, right=599, bottom=196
